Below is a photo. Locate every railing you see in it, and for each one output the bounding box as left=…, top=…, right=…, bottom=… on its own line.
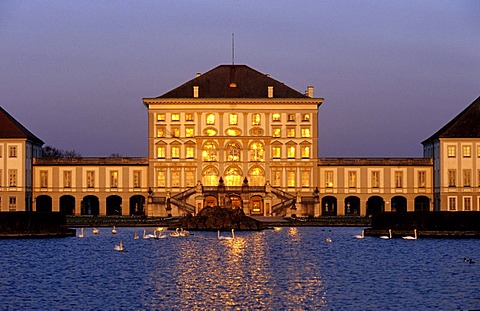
left=169, top=197, right=195, bottom=213
left=272, top=198, right=296, bottom=214
left=270, top=187, right=295, bottom=200
left=171, top=187, right=197, bottom=201
left=318, top=157, right=433, bottom=166
left=34, top=157, right=148, bottom=165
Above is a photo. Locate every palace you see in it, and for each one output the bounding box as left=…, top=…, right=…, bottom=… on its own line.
left=1, top=64, right=479, bottom=216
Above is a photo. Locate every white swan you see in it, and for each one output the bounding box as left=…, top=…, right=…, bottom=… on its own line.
left=78, top=227, right=84, bottom=238
left=354, top=229, right=365, bottom=239
left=380, top=229, right=392, bottom=239
left=92, top=228, right=99, bottom=235
left=402, top=229, right=417, bottom=240
left=325, top=237, right=332, bottom=243
left=133, top=232, right=139, bottom=240
left=218, top=229, right=235, bottom=240
left=114, top=240, right=126, bottom=252
left=111, top=226, right=117, bottom=234
left=170, top=228, right=189, bottom=237
left=143, top=229, right=155, bottom=239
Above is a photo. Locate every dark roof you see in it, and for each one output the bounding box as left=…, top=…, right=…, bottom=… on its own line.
left=157, top=65, right=308, bottom=99
left=0, top=106, right=44, bottom=145
left=422, top=96, right=480, bottom=144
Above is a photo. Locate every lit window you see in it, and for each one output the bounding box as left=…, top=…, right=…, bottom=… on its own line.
left=185, top=171, right=195, bottom=187
left=348, top=171, right=356, bottom=188
left=287, top=114, right=295, bottom=122
left=448, top=169, right=456, bottom=187
left=464, top=197, right=472, bottom=211
left=287, top=171, right=295, bottom=187
left=171, top=113, right=180, bottom=121
left=186, top=146, right=195, bottom=159
left=226, top=142, right=241, bottom=161
left=301, top=171, right=310, bottom=187
left=448, top=197, right=456, bottom=211
left=133, top=171, right=141, bottom=188
left=9, top=146, right=17, bottom=158
left=203, top=167, right=218, bottom=186
left=371, top=171, right=380, bottom=188
left=110, top=171, right=118, bottom=188
left=157, top=127, right=165, bottom=138
left=272, top=146, right=281, bottom=159
left=171, top=127, right=180, bottom=138
left=302, top=114, right=310, bottom=122
left=8, top=169, right=17, bottom=187
left=463, top=169, right=471, bottom=187
left=252, top=114, right=261, bottom=125
left=226, top=128, right=241, bottom=136
left=186, top=113, right=194, bottom=121
left=157, top=146, right=166, bottom=159
left=287, top=146, right=296, bottom=159
left=206, top=113, right=215, bottom=125
left=447, top=146, right=456, bottom=157
left=229, top=113, right=238, bottom=125
left=157, top=170, right=166, bottom=187
left=171, top=171, right=180, bottom=188
left=301, top=128, right=311, bottom=138
left=203, top=142, right=217, bottom=161
left=40, top=170, right=48, bottom=188
left=463, top=145, right=471, bottom=158
left=301, top=146, right=310, bottom=159
left=249, top=167, right=264, bottom=186
left=273, top=171, right=281, bottom=187
left=87, top=171, right=95, bottom=188
left=185, top=127, right=194, bottom=137
left=249, top=142, right=264, bottom=161
left=272, top=113, right=281, bottom=122
left=225, top=167, right=242, bottom=186
left=272, top=127, right=281, bottom=137
left=395, top=171, right=403, bottom=188
left=325, top=171, right=333, bottom=188
left=9, top=197, right=16, bottom=211
left=63, top=171, right=72, bottom=188
left=204, top=128, right=217, bottom=136
left=157, top=113, right=166, bottom=121
left=287, top=128, right=295, bottom=138
left=171, top=146, right=180, bottom=159
left=418, top=171, right=426, bottom=188
left=0, top=169, right=2, bottom=187
left=478, top=145, right=480, bottom=157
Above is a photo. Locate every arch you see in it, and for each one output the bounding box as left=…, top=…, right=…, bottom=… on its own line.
left=345, top=196, right=360, bottom=216
left=59, top=195, right=75, bottom=215
left=202, top=166, right=219, bottom=186
left=250, top=195, right=263, bottom=215
left=224, top=166, right=242, bottom=186
left=82, top=195, right=99, bottom=216
left=225, top=194, right=243, bottom=209
left=202, top=141, right=218, bottom=161
left=249, top=141, right=264, bottom=161
left=106, top=195, right=122, bottom=216
left=225, top=141, right=241, bottom=161
left=36, top=195, right=52, bottom=213
left=130, top=195, right=146, bottom=216
left=414, top=196, right=430, bottom=212
left=204, top=195, right=218, bottom=207
left=322, top=196, right=337, bottom=216
left=367, top=196, right=384, bottom=216
left=391, top=196, right=407, bottom=212
left=248, top=166, right=265, bottom=186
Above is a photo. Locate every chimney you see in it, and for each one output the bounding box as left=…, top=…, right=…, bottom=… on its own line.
left=306, top=86, right=314, bottom=98
left=193, top=86, right=199, bottom=98
left=268, top=86, right=273, bottom=98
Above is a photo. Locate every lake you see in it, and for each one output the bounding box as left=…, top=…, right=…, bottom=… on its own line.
left=0, top=227, right=478, bottom=310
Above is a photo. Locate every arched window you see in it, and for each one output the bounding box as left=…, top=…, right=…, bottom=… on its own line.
left=202, top=142, right=217, bottom=161
left=203, top=167, right=219, bottom=186
left=225, top=166, right=242, bottom=186
left=252, top=113, right=261, bottom=125
left=226, top=142, right=241, bottom=161
left=249, top=167, right=265, bottom=186
left=249, top=141, right=264, bottom=161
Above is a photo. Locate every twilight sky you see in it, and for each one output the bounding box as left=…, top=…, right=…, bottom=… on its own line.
left=1, top=1, right=479, bottom=157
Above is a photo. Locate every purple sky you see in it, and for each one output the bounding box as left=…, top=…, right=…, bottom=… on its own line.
left=1, top=1, right=479, bottom=157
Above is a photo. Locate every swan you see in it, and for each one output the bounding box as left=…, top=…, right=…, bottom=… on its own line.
left=114, top=240, right=127, bottom=252
left=325, top=237, right=332, bottom=243
left=111, top=226, right=117, bottom=234
left=380, top=229, right=392, bottom=239
left=354, top=229, right=365, bottom=239
left=170, top=228, right=181, bottom=237
left=143, top=229, right=155, bottom=239
left=92, top=228, right=99, bottom=235
left=78, top=227, right=84, bottom=238
left=402, top=229, right=417, bottom=240
left=133, top=232, right=139, bottom=240
left=218, top=229, right=235, bottom=240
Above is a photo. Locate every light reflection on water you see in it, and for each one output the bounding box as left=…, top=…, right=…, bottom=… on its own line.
left=0, top=227, right=479, bottom=310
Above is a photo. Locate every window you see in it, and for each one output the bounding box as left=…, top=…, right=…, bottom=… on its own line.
left=157, top=113, right=166, bottom=122
left=203, top=142, right=217, bottom=161
left=301, top=128, right=310, bottom=138
left=272, top=146, right=281, bottom=159
left=447, top=146, right=456, bottom=157
left=229, top=113, right=238, bottom=125
left=9, top=197, right=16, bottom=211
left=185, top=113, right=194, bottom=122
left=252, top=113, right=261, bottom=125
left=171, top=146, right=180, bottom=159
left=325, top=171, right=333, bottom=188
left=133, top=171, right=141, bottom=188
left=171, top=113, right=180, bottom=121
left=478, top=169, right=480, bottom=187
left=302, top=114, right=310, bottom=122
left=448, top=169, right=456, bottom=187
left=463, top=197, right=472, bottom=211
left=348, top=171, right=356, bottom=188
left=157, top=146, right=166, bottom=159
left=87, top=171, right=95, bottom=188
left=418, top=171, right=426, bottom=188
left=395, top=171, right=403, bottom=188
left=185, top=127, right=194, bottom=137
left=301, top=146, right=310, bottom=159
left=171, top=171, right=180, bottom=188
left=204, top=128, right=217, bottom=136
left=287, top=128, right=295, bottom=138
left=249, top=167, right=264, bottom=186
left=272, top=113, right=281, bottom=122
left=63, top=171, right=72, bottom=188
left=272, top=127, right=281, bottom=137
left=226, top=142, right=241, bottom=161
left=287, top=146, right=296, bottom=159
left=249, top=142, right=264, bottom=161
left=287, top=114, right=295, bottom=122
left=40, top=170, right=48, bottom=188
left=185, top=171, right=195, bottom=187
left=0, top=169, right=2, bottom=187
left=448, top=197, right=456, bottom=211
left=9, top=146, right=17, bottom=158
left=8, top=169, right=17, bottom=187
left=225, top=167, right=242, bottom=186
left=287, top=171, right=295, bottom=188
left=478, top=145, right=480, bottom=157
left=110, top=171, right=118, bottom=188
left=186, top=146, right=195, bottom=159
left=203, top=167, right=218, bottom=186
left=462, top=145, right=471, bottom=158
left=273, top=171, right=281, bottom=187
left=0, top=146, right=2, bottom=157
left=171, top=127, right=180, bottom=138
left=463, top=169, right=471, bottom=187
left=206, top=113, right=215, bottom=125
left=371, top=171, right=380, bottom=188
left=301, top=171, right=310, bottom=187
left=156, top=127, right=165, bottom=138
left=157, top=170, right=166, bottom=187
